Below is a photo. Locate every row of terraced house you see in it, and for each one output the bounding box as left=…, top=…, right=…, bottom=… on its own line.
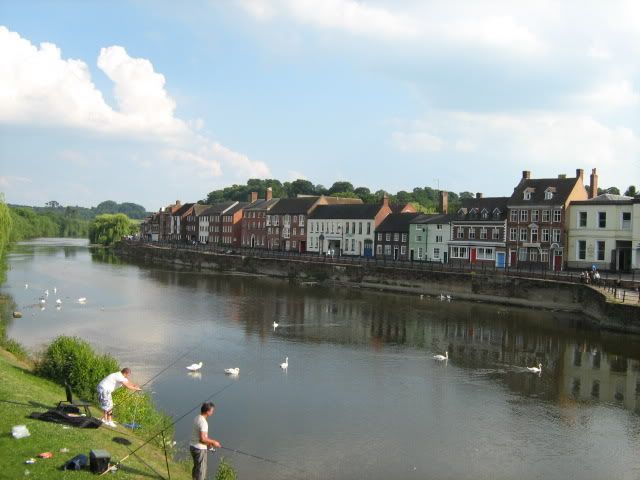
left=141, top=168, right=640, bottom=271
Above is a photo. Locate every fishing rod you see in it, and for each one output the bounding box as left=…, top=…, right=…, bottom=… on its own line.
left=218, top=445, right=312, bottom=477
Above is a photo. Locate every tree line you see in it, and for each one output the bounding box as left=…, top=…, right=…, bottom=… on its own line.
left=9, top=200, right=149, bottom=220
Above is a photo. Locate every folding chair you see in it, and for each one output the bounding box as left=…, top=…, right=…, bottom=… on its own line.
left=57, top=382, right=92, bottom=417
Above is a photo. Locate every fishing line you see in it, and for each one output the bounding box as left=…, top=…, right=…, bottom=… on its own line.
left=218, top=445, right=313, bottom=477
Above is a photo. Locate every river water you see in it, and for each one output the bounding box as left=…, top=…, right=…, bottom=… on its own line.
left=2, top=239, right=640, bottom=480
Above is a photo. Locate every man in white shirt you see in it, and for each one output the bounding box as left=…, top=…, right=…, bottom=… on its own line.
left=190, top=402, right=222, bottom=480
left=96, top=368, right=141, bottom=427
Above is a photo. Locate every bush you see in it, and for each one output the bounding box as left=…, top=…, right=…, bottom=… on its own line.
left=112, top=389, right=174, bottom=442
left=36, top=336, right=119, bottom=401
left=215, top=458, right=238, bottom=480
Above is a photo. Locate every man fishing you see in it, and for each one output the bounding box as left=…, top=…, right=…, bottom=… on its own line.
left=97, top=368, right=141, bottom=427
left=190, top=402, right=222, bottom=480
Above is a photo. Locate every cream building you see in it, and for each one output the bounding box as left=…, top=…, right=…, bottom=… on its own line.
left=567, top=194, right=639, bottom=271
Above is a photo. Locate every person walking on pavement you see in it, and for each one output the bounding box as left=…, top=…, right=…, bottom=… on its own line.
left=190, top=402, right=222, bottom=480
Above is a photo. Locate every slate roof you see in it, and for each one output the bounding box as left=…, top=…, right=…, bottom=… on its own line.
left=412, top=213, right=455, bottom=225
left=376, top=212, right=422, bottom=232
left=268, top=196, right=321, bottom=214
left=226, top=202, right=250, bottom=215
left=571, top=194, right=635, bottom=205
left=508, top=177, right=583, bottom=206
left=201, top=201, right=238, bottom=216
left=310, top=203, right=385, bottom=220
left=244, top=198, right=280, bottom=211
left=454, top=197, right=509, bottom=222
left=173, top=203, right=195, bottom=217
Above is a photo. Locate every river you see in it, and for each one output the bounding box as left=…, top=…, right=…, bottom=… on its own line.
left=2, top=238, right=640, bottom=480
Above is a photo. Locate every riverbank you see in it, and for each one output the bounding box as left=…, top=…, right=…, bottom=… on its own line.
left=115, top=241, right=640, bottom=333
left=0, top=347, right=191, bottom=479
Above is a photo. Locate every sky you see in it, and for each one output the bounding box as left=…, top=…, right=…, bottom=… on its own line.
left=0, top=0, right=639, bottom=211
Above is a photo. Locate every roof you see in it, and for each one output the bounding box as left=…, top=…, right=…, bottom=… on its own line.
left=309, top=203, right=386, bottom=220
left=571, top=194, right=635, bottom=205
left=244, top=198, right=280, bottom=211
left=193, top=204, right=213, bottom=216
left=269, top=196, right=321, bottom=214
left=225, top=202, right=250, bottom=215
left=391, top=203, right=416, bottom=213
left=508, top=176, right=583, bottom=206
left=412, top=213, right=454, bottom=225
left=322, top=196, right=363, bottom=205
left=201, top=201, right=238, bottom=216
left=173, top=203, right=195, bottom=217
left=455, top=197, right=509, bottom=222
left=376, top=212, right=422, bottom=232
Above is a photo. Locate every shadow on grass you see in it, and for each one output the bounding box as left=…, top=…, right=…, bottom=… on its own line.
left=117, top=464, right=164, bottom=479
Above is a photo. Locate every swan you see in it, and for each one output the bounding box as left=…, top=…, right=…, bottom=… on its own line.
left=39, top=298, right=46, bottom=305
left=53, top=287, right=57, bottom=294
left=77, top=298, right=87, bottom=304
left=527, top=363, right=542, bottom=374
left=420, top=294, right=424, bottom=299
left=44, top=289, right=49, bottom=297
left=273, top=321, right=279, bottom=330
left=439, top=294, right=445, bottom=301
left=24, top=284, right=28, bottom=289
left=280, top=357, right=289, bottom=370
left=433, top=351, right=448, bottom=361
left=446, top=295, right=452, bottom=301
left=55, top=299, right=62, bottom=305
left=224, top=368, right=240, bottom=376
left=186, top=362, right=203, bottom=371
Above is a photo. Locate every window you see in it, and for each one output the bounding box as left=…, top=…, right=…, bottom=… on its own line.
left=510, top=210, right=519, bottom=222
left=552, top=209, right=561, bottom=223
left=492, top=228, right=500, bottom=240
left=480, top=228, right=487, bottom=239
left=292, top=228, right=297, bottom=236
left=579, top=211, right=587, bottom=228
left=531, top=228, right=538, bottom=243
left=552, top=229, right=561, bottom=243
left=457, top=228, right=464, bottom=239
left=598, top=212, right=606, bottom=228
left=345, top=223, right=350, bottom=234
left=541, top=229, right=550, bottom=242
left=433, top=248, right=439, bottom=259
left=520, top=210, right=529, bottom=222
left=451, top=247, right=468, bottom=258
left=435, top=235, right=443, bottom=243
left=352, top=222, right=356, bottom=234
left=469, top=228, right=476, bottom=239
left=481, top=210, right=489, bottom=219
left=577, top=240, right=586, bottom=260
left=545, top=190, right=554, bottom=200
left=477, top=247, right=494, bottom=260
left=437, top=224, right=442, bottom=230
left=292, top=241, right=297, bottom=248
left=529, top=250, right=538, bottom=262
left=367, top=223, right=371, bottom=235
left=359, top=222, right=363, bottom=234
left=518, top=247, right=528, bottom=261
left=520, top=228, right=528, bottom=241
left=394, top=233, right=399, bottom=242
left=596, top=241, right=605, bottom=261
left=541, top=249, right=549, bottom=262
left=376, top=245, right=382, bottom=255
left=401, top=233, right=407, bottom=242
left=384, top=245, right=391, bottom=255
left=416, top=235, right=422, bottom=242
left=523, top=190, right=532, bottom=200
left=542, top=210, right=550, bottom=222
left=400, top=246, right=406, bottom=255
left=417, top=247, right=423, bottom=260
left=377, top=233, right=382, bottom=241
left=301, top=227, right=304, bottom=236
left=509, top=228, right=517, bottom=241
left=352, top=239, right=355, bottom=251
left=531, top=210, right=539, bottom=222
left=622, top=212, right=631, bottom=230
left=385, top=233, right=391, bottom=241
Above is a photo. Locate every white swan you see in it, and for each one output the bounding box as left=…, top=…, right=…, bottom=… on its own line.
left=439, top=294, right=445, bottom=301
left=280, top=357, right=289, bottom=370
left=53, top=287, right=57, bottom=294
left=186, top=362, right=203, bottom=371
left=273, top=321, right=279, bottom=330
left=39, top=298, right=46, bottom=305
left=446, top=295, right=452, bottom=302
left=24, top=284, right=29, bottom=289
left=55, top=299, right=62, bottom=305
left=527, top=363, right=542, bottom=374
left=224, top=368, right=240, bottom=376
left=433, top=351, right=448, bottom=361
left=77, top=297, right=87, bottom=304
left=44, top=289, right=49, bottom=297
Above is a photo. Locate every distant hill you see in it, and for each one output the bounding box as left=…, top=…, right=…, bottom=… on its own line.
left=8, top=200, right=149, bottom=220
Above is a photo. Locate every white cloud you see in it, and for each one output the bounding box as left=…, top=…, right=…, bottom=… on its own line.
left=574, top=80, right=640, bottom=110
left=287, top=170, right=307, bottom=180
left=0, top=175, right=32, bottom=188
left=0, top=26, right=267, bottom=179
left=391, top=131, right=443, bottom=152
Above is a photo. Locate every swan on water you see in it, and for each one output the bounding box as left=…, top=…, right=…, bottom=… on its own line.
left=224, top=368, right=240, bottom=376
left=53, top=287, right=57, bottom=294
left=39, top=298, right=46, bottom=305
left=24, top=284, right=28, bottom=289
left=280, top=357, right=289, bottom=370
left=186, top=362, right=203, bottom=371
left=527, top=363, right=542, bottom=374
left=433, top=351, right=448, bottom=361
left=55, top=299, right=62, bottom=305
left=446, top=295, right=452, bottom=301
left=273, top=321, right=279, bottom=330
left=44, top=289, right=49, bottom=297
left=439, top=294, right=445, bottom=301
left=77, top=297, right=87, bottom=304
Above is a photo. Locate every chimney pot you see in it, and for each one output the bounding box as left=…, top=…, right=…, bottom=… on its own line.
left=439, top=191, right=449, bottom=214
left=576, top=168, right=584, bottom=179
left=522, top=170, right=531, bottom=180
left=382, top=193, right=389, bottom=208
left=266, top=187, right=273, bottom=201
left=558, top=174, right=566, bottom=179
left=249, top=191, right=258, bottom=203
left=589, top=168, right=599, bottom=199
left=476, top=192, right=483, bottom=199
left=176, top=200, right=181, bottom=206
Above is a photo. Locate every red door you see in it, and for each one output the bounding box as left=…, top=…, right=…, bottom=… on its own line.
left=554, top=255, right=562, bottom=271
left=510, top=251, right=517, bottom=267
left=470, top=248, right=477, bottom=263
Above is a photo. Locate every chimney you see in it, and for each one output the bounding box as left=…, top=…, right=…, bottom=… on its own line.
left=522, top=170, right=531, bottom=180
left=439, top=191, right=449, bottom=214
left=175, top=200, right=181, bottom=206
left=265, top=187, right=273, bottom=201
left=558, top=174, right=566, bottom=179
left=382, top=193, right=389, bottom=209
left=576, top=168, right=584, bottom=180
left=589, top=168, right=598, bottom=199
left=249, top=191, right=258, bottom=203
left=476, top=192, right=483, bottom=199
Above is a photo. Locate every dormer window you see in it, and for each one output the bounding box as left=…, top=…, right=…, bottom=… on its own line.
left=545, top=191, right=553, bottom=200
left=524, top=191, right=531, bottom=200
left=492, top=208, right=501, bottom=219
left=481, top=209, right=489, bottom=219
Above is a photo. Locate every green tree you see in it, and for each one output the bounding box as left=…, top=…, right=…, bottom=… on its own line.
left=0, top=195, right=13, bottom=283
left=328, top=181, right=354, bottom=195
left=89, top=214, right=138, bottom=246
left=624, top=185, right=637, bottom=197
left=597, top=186, right=621, bottom=195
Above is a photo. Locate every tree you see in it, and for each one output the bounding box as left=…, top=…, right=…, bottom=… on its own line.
left=0, top=195, right=13, bottom=283
left=328, top=181, right=354, bottom=195
left=89, top=214, right=138, bottom=246
left=45, top=200, right=60, bottom=209
left=458, top=191, right=474, bottom=200
left=624, top=185, right=637, bottom=197
left=287, top=179, right=316, bottom=197
left=597, top=186, right=620, bottom=195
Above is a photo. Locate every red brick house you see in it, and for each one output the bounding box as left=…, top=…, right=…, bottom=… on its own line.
left=241, top=188, right=280, bottom=249
left=220, top=202, right=249, bottom=247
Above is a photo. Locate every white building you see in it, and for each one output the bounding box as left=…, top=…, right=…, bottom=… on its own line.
left=567, top=194, right=639, bottom=271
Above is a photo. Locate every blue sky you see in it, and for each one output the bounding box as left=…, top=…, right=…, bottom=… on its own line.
left=1, top=0, right=638, bottom=210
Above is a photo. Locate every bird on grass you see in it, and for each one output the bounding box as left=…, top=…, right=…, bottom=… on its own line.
left=433, top=351, right=448, bottom=361
left=186, top=362, right=203, bottom=371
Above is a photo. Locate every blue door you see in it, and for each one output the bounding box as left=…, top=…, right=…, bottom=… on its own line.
left=496, top=252, right=506, bottom=268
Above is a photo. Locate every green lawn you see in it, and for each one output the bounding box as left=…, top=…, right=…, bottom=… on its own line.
left=0, top=349, right=191, bottom=479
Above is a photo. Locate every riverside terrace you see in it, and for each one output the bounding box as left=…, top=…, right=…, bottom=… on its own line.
left=119, top=239, right=640, bottom=306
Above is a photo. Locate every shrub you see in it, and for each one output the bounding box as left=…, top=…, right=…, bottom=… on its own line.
left=215, top=458, right=238, bottom=480
left=36, top=336, right=119, bottom=401
left=111, top=389, right=174, bottom=442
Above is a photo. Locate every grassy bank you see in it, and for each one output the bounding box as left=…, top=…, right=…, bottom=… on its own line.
left=0, top=348, right=192, bottom=479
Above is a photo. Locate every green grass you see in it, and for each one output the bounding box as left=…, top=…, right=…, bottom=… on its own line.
left=0, top=349, right=191, bottom=479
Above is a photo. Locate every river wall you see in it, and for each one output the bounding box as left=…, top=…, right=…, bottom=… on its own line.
left=114, top=242, right=640, bottom=334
